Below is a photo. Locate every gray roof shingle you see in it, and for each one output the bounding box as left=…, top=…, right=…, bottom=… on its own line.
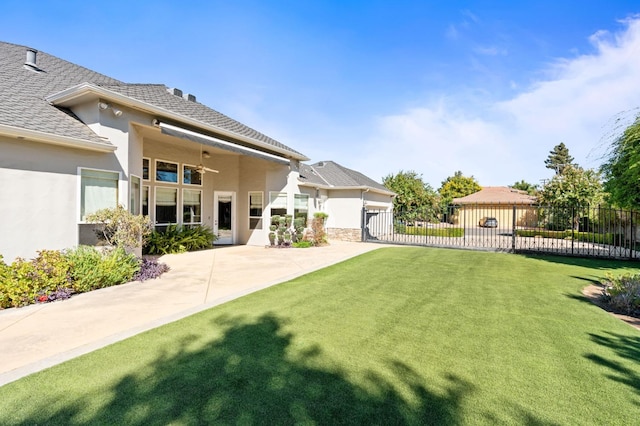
left=0, top=41, right=305, bottom=157
left=299, top=161, right=393, bottom=194
left=0, top=42, right=119, bottom=144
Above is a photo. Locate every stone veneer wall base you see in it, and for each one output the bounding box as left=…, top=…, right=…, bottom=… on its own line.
left=327, top=228, right=361, bottom=242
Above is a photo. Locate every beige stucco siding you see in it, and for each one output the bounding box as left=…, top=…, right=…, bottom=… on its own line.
left=0, top=137, right=124, bottom=261
left=455, top=204, right=538, bottom=228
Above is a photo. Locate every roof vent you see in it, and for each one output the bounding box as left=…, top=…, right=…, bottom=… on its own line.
left=167, top=87, right=183, bottom=97
left=182, top=93, right=196, bottom=102
left=24, top=48, right=39, bottom=70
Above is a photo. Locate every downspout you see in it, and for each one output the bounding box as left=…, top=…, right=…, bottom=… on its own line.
left=361, top=188, right=370, bottom=207
left=361, top=189, right=370, bottom=242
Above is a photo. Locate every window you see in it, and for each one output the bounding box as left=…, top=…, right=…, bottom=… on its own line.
left=142, top=186, right=149, bottom=217
left=270, top=192, right=287, bottom=217
left=249, top=192, right=263, bottom=230
left=142, top=158, right=150, bottom=181
left=294, top=194, right=309, bottom=226
left=183, top=164, right=202, bottom=185
left=80, top=169, right=119, bottom=221
left=155, top=187, right=177, bottom=224
left=130, top=175, right=141, bottom=215
left=155, top=160, right=178, bottom=183
left=183, top=189, right=202, bottom=224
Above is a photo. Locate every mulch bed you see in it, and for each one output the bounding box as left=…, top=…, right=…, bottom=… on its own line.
left=582, top=284, right=640, bottom=330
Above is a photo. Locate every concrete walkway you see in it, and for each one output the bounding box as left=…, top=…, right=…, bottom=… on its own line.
left=0, top=241, right=387, bottom=387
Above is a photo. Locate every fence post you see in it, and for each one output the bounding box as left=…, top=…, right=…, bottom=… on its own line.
left=361, top=207, right=366, bottom=242
left=630, top=211, right=634, bottom=260
left=512, top=205, right=516, bottom=251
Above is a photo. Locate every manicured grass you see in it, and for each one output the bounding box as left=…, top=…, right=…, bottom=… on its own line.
left=1, top=247, right=639, bottom=424
left=402, top=226, right=464, bottom=237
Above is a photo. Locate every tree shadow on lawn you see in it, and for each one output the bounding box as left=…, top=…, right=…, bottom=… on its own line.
left=520, top=253, right=639, bottom=271
left=22, top=313, right=478, bottom=425
left=584, top=332, right=640, bottom=398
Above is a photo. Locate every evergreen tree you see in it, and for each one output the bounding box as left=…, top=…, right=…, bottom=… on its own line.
left=545, top=143, right=575, bottom=175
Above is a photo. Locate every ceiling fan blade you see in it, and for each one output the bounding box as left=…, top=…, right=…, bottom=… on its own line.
left=204, top=167, right=219, bottom=173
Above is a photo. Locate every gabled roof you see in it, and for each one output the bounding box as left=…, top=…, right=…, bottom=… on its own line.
left=0, top=41, right=306, bottom=159
left=453, top=186, right=537, bottom=205
left=299, top=161, right=395, bottom=195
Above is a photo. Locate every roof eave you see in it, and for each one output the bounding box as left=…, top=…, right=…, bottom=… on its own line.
left=0, top=123, right=115, bottom=152
left=46, top=83, right=309, bottom=161
left=298, top=180, right=396, bottom=196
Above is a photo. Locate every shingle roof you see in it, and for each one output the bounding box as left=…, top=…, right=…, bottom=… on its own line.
left=453, top=186, right=537, bottom=204
left=299, top=161, right=394, bottom=194
left=0, top=42, right=119, bottom=144
left=0, top=41, right=305, bottom=157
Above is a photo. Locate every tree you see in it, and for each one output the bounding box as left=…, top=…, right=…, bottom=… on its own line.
left=510, top=180, right=538, bottom=196
left=438, top=171, right=482, bottom=205
left=538, top=166, right=603, bottom=207
left=383, top=170, right=439, bottom=221
left=538, top=165, right=604, bottom=230
left=601, top=115, right=640, bottom=210
left=545, top=142, right=575, bottom=175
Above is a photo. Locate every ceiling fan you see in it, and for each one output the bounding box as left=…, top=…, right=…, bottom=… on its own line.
left=196, top=146, right=219, bottom=175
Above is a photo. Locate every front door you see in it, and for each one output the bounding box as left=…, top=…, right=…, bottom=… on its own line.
left=214, top=191, right=235, bottom=245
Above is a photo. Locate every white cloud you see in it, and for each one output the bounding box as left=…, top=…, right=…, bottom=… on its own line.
left=358, top=16, right=640, bottom=188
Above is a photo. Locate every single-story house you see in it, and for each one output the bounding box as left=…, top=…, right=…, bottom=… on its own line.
left=298, top=161, right=395, bottom=241
left=452, top=186, right=538, bottom=228
left=0, top=41, right=393, bottom=261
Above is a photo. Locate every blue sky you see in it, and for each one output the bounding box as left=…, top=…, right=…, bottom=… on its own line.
left=2, top=1, right=640, bottom=188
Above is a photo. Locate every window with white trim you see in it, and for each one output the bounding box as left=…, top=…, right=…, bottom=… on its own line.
left=155, top=187, right=177, bottom=224
left=269, top=192, right=287, bottom=217
left=80, top=168, right=119, bottom=221
left=249, top=192, right=263, bottom=230
left=183, top=189, right=202, bottom=225
left=294, top=194, right=309, bottom=226
left=155, top=160, right=178, bottom=183
left=142, top=186, right=149, bottom=217
left=183, top=164, right=202, bottom=185
left=142, top=158, right=150, bottom=181
left=130, top=175, right=141, bottom=215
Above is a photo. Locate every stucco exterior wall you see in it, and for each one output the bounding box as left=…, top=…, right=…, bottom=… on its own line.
left=455, top=204, right=538, bottom=228
left=0, top=136, right=123, bottom=261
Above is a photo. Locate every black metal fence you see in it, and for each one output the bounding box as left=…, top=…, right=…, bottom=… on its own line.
left=362, top=204, right=640, bottom=260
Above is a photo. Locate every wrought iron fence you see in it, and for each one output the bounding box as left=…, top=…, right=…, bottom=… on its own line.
left=362, top=204, right=640, bottom=260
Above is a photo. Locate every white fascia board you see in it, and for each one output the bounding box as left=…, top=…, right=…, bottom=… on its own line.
left=46, top=83, right=309, bottom=161
left=297, top=180, right=396, bottom=196
left=0, top=123, right=116, bottom=152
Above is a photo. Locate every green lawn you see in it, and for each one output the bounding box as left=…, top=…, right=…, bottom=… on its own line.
left=1, top=247, right=640, bottom=425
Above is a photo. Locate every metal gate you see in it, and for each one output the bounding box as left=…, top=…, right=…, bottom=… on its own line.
left=362, top=204, right=640, bottom=260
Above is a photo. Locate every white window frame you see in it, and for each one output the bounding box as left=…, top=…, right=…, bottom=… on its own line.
left=249, top=191, right=263, bottom=230
left=142, top=157, right=151, bottom=181
left=154, top=186, right=178, bottom=225
left=294, top=193, right=309, bottom=225
left=129, top=175, right=142, bottom=215
left=182, top=163, right=203, bottom=186
left=269, top=192, right=288, bottom=217
left=142, top=185, right=150, bottom=218
left=155, top=159, right=179, bottom=184
left=182, top=188, right=203, bottom=225
left=78, top=167, right=121, bottom=223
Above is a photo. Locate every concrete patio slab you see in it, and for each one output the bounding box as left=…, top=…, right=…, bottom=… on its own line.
left=0, top=241, right=388, bottom=387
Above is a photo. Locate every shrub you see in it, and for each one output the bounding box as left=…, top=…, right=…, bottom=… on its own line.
left=86, top=205, right=152, bottom=251
left=0, top=251, right=73, bottom=308
left=308, top=213, right=329, bottom=246
left=292, top=241, right=313, bottom=248
left=133, top=258, right=171, bottom=281
left=66, top=246, right=139, bottom=293
left=600, top=273, right=640, bottom=316
left=144, top=225, right=216, bottom=255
